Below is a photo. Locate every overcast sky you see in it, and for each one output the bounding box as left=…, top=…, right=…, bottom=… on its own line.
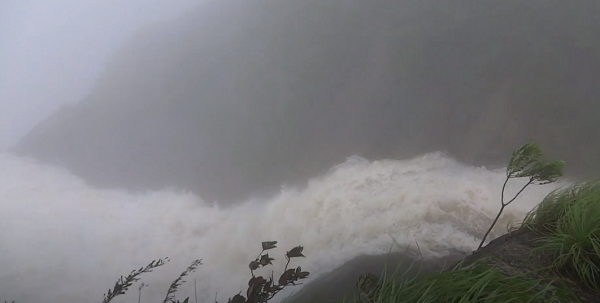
left=0, top=0, right=205, bottom=150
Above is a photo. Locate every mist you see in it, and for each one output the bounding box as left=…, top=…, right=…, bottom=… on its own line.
left=0, top=0, right=203, bottom=150
left=9, top=0, right=600, bottom=203
left=1, top=0, right=600, bottom=302
left=0, top=152, right=567, bottom=302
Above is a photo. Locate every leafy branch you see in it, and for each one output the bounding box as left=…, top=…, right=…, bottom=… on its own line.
left=228, top=241, right=310, bottom=303
left=102, top=258, right=170, bottom=303
left=478, top=143, right=565, bottom=249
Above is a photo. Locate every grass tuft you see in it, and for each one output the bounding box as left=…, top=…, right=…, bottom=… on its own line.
left=523, top=180, right=600, bottom=292
left=103, top=258, right=170, bottom=303
left=163, top=259, right=202, bottom=303
left=352, top=264, right=577, bottom=303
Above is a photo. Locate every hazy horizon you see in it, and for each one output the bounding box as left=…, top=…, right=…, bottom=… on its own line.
left=0, top=0, right=204, bottom=150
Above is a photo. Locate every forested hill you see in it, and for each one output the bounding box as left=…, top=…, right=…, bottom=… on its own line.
left=14, top=0, right=600, bottom=203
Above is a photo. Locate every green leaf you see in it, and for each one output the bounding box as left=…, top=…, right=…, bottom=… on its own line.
left=507, top=143, right=543, bottom=178
left=529, top=159, right=565, bottom=185
left=506, top=143, right=564, bottom=184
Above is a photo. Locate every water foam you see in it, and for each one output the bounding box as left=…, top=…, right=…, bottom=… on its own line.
left=0, top=152, right=565, bottom=303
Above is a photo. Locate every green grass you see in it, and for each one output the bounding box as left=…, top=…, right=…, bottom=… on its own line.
left=347, top=264, right=577, bottom=303
left=523, top=180, right=600, bottom=292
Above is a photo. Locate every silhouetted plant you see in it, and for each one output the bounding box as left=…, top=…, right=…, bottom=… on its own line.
left=101, top=257, right=201, bottom=303
left=163, top=259, right=202, bottom=303
left=138, top=283, right=147, bottom=303
left=227, top=241, right=310, bottom=303
left=103, top=258, right=170, bottom=303
left=478, top=143, right=565, bottom=249
left=99, top=242, right=307, bottom=303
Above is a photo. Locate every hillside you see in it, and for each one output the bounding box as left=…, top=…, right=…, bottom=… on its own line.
left=14, top=0, right=600, bottom=202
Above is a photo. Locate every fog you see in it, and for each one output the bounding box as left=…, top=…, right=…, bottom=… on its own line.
left=1, top=0, right=600, bottom=302
left=11, top=0, right=600, bottom=203
left=0, top=0, right=203, bottom=150
left=0, top=152, right=566, bottom=303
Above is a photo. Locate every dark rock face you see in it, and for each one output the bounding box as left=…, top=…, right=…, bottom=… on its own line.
left=14, top=0, right=600, bottom=202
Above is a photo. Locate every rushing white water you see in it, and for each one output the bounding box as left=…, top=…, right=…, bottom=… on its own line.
left=0, top=152, right=566, bottom=303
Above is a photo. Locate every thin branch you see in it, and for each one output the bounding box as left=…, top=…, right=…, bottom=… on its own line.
left=503, top=178, right=533, bottom=207
left=500, top=176, right=509, bottom=205
left=478, top=204, right=506, bottom=250
left=283, top=256, right=291, bottom=273
left=479, top=177, right=533, bottom=249
left=138, top=283, right=146, bottom=303
left=255, top=249, right=265, bottom=262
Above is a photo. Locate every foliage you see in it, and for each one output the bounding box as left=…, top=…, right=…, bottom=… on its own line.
left=478, top=143, right=565, bottom=249
left=228, top=241, right=310, bottom=303
left=506, top=143, right=564, bottom=184
left=98, top=241, right=308, bottom=303
left=352, top=264, right=578, bottom=303
left=523, top=180, right=600, bottom=293
left=100, top=257, right=200, bottom=303
left=103, top=258, right=170, bottom=303
left=163, top=260, right=203, bottom=303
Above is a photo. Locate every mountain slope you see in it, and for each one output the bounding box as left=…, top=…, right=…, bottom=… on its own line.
left=15, top=0, right=600, bottom=202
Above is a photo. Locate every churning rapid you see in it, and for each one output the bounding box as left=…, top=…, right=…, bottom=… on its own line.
left=0, top=152, right=566, bottom=303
